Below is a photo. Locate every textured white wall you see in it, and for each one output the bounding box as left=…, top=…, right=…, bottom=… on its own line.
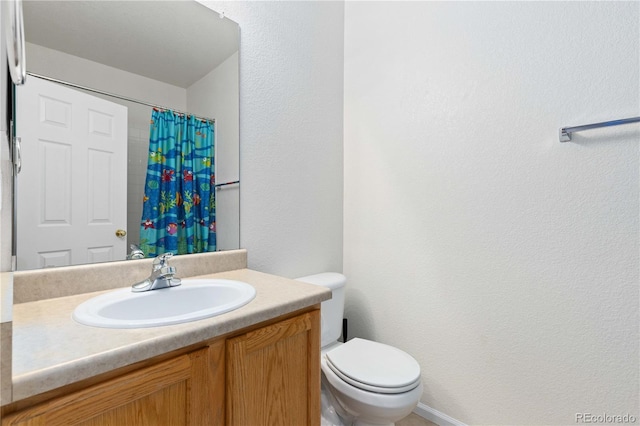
left=344, top=2, right=639, bottom=425
left=202, top=1, right=344, bottom=277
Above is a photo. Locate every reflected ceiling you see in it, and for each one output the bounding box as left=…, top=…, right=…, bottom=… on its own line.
left=23, top=0, right=239, bottom=88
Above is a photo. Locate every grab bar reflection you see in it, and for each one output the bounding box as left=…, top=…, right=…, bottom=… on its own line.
left=214, top=180, right=239, bottom=189
left=559, top=116, right=640, bottom=142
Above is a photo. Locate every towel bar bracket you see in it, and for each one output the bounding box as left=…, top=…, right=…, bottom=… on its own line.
left=559, top=116, right=640, bottom=142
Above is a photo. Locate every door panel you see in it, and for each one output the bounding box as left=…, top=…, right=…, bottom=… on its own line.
left=39, top=140, right=72, bottom=224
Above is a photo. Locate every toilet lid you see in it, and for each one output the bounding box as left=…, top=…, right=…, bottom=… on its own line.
left=325, top=338, right=421, bottom=392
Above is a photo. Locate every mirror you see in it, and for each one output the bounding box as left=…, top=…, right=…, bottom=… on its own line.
left=14, top=1, right=240, bottom=270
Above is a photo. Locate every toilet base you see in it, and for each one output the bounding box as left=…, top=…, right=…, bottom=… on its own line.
left=321, top=380, right=347, bottom=426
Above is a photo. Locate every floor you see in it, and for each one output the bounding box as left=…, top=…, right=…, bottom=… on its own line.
left=397, top=413, right=439, bottom=426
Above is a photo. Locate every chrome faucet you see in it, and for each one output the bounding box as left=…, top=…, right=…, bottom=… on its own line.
left=127, top=244, right=145, bottom=260
left=132, top=253, right=182, bottom=292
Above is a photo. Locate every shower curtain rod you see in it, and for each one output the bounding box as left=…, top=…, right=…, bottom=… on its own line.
left=26, top=72, right=216, bottom=124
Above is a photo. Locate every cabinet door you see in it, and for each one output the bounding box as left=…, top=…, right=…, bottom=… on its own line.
left=2, top=349, right=212, bottom=426
left=226, top=310, right=321, bottom=426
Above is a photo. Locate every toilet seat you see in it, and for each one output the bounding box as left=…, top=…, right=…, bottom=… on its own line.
left=324, top=338, right=421, bottom=394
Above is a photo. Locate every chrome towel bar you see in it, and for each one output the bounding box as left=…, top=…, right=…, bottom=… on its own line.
left=560, top=116, right=640, bottom=142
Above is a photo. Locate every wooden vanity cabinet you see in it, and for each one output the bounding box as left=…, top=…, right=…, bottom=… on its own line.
left=2, top=309, right=320, bottom=426
left=2, top=349, right=213, bottom=426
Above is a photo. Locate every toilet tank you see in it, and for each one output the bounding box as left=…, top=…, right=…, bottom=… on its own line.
left=296, top=272, right=346, bottom=348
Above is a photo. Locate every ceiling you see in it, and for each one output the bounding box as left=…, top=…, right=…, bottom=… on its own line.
left=23, top=0, right=239, bottom=88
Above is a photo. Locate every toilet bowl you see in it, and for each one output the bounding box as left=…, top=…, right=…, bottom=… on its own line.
left=321, top=338, right=423, bottom=426
left=297, top=273, right=423, bottom=426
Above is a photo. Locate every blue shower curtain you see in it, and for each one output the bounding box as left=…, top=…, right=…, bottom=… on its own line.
left=139, top=109, right=216, bottom=257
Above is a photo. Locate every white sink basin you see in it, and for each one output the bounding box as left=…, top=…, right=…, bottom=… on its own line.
left=73, top=279, right=256, bottom=328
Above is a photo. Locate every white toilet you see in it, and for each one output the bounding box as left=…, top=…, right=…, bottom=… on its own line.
left=297, top=273, right=423, bottom=426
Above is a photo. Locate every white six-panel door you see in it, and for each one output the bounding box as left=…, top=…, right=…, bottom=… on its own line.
left=16, top=76, right=128, bottom=269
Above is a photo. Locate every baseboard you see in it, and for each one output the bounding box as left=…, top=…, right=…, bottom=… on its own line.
left=413, top=402, right=467, bottom=426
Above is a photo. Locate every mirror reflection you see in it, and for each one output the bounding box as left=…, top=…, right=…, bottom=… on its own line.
left=14, top=0, right=240, bottom=270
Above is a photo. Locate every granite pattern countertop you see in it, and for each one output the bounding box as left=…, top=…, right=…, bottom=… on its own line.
left=11, top=268, right=330, bottom=402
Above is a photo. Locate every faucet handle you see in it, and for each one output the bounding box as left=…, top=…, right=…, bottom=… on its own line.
left=153, top=253, right=174, bottom=269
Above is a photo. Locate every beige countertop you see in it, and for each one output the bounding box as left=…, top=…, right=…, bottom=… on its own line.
left=11, top=268, right=331, bottom=402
